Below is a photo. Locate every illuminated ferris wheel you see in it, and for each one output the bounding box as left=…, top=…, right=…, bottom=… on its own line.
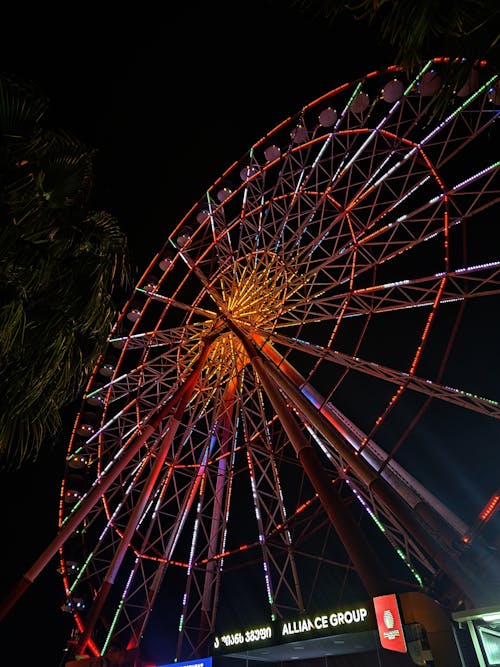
left=24, top=58, right=500, bottom=662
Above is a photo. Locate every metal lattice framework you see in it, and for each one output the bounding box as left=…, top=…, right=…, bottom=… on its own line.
left=15, top=58, right=500, bottom=663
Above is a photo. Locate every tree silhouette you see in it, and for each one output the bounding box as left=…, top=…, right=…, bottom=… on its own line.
left=0, top=74, right=131, bottom=468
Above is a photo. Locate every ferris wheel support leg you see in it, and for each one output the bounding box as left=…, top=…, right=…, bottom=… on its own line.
left=232, top=323, right=391, bottom=598
left=76, top=411, right=184, bottom=657
left=0, top=414, right=165, bottom=624
left=0, top=341, right=214, bottom=626
left=76, top=342, right=213, bottom=657
left=258, top=345, right=492, bottom=608
left=253, top=334, right=467, bottom=545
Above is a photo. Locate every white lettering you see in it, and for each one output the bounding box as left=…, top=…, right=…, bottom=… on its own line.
left=329, top=607, right=367, bottom=628
left=314, top=615, right=328, bottom=630
left=282, top=607, right=368, bottom=638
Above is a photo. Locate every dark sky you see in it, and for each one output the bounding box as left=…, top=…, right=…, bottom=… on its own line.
left=1, top=1, right=395, bottom=266
left=0, top=3, right=498, bottom=666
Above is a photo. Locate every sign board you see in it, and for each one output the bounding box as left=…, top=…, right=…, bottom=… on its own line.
left=212, top=604, right=372, bottom=654
left=373, top=594, right=407, bottom=653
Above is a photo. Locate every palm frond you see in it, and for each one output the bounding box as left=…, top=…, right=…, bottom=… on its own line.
left=0, top=74, right=48, bottom=141
left=0, top=73, right=132, bottom=469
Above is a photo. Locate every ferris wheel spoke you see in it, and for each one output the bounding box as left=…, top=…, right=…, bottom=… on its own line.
left=167, top=382, right=250, bottom=656
left=254, top=126, right=435, bottom=265
left=123, top=415, right=224, bottom=652
left=411, top=72, right=500, bottom=167
left=247, top=330, right=470, bottom=536
left=258, top=125, right=498, bottom=292
left=269, top=261, right=500, bottom=328
left=256, top=339, right=490, bottom=591
left=299, top=420, right=438, bottom=580
left=258, top=328, right=500, bottom=419
left=180, top=418, right=260, bottom=653
left=239, top=165, right=440, bottom=298
left=83, top=380, right=230, bottom=653
left=136, top=284, right=218, bottom=320
left=63, top=351, right=214, bottom=652
left=242, top=381, right=308, bottom=615
left=75, top=354, right=216, bottom=656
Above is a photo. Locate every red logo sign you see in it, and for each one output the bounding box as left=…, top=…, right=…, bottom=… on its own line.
left=373, top=594, right=407, bottom=653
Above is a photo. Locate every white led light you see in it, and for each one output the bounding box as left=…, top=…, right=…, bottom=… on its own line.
left=482, top=612, right=500, bottom=622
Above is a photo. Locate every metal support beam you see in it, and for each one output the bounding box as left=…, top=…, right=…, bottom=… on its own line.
left=251, top=335, right=491, bottom=607
left=230, top=321, right=391, bottom=598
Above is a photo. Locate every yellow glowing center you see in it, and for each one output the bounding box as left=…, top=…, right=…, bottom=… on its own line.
left=201, top=253, right=291, bottom=383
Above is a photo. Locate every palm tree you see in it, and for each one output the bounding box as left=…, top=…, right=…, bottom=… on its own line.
left=0, top=74, right=131, bottom=468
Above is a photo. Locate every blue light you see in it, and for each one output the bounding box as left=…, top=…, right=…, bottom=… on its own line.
left=157, top=658, right=212, bottom=667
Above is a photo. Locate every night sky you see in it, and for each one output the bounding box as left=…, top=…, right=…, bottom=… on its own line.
left=0, top=3, right=499, bottom=666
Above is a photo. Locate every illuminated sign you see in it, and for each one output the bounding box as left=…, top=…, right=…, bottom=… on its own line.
left=373, top=594, right=407, bottom=653
left=281, top=607, right=368, bottom=637
left=213, top=604, right=371, bottom=653
left=157, top=658, right=212, bottom=667
left=213, top=624, right=274, bottom=651
left=478, top=626, right=500, bottom=664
